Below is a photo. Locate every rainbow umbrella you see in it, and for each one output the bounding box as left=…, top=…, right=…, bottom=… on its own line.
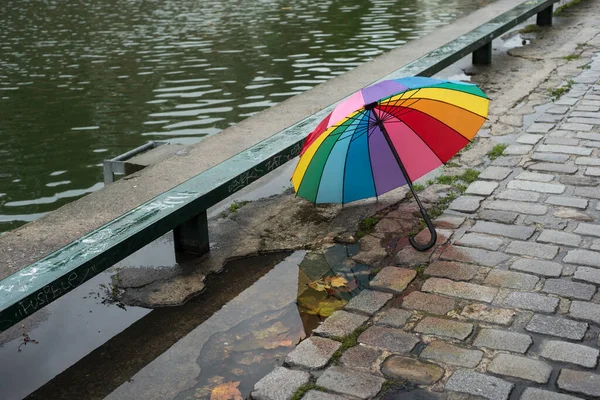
left=292, top=77, right=489, bottom=251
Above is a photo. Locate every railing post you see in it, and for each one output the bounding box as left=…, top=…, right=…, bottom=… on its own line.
left=473, top=42, right=492, bottom=65
left=174, top=211, right=210, bottom=255
left=537, top=4, right=553, bottom=26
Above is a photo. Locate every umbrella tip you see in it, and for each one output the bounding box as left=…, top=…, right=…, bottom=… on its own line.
left=364, top=102, right=377, bottom=110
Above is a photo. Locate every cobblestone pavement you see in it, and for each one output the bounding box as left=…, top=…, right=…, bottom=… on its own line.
left=249, top=32, right=600, bottom=400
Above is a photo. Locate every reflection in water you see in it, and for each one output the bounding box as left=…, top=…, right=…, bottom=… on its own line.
left=0, top=0, right=491, bottom=233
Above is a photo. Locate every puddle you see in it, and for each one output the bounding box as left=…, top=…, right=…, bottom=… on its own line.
left=18, top=243, right=373, bottom=400
left=500, top=32, right=531, bottom=50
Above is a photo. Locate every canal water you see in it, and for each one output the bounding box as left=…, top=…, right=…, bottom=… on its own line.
left=0, top=0, right=491, bottom=234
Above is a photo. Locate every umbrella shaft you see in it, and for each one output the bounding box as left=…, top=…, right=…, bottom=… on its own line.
left=372, top=111, right=427, bottom=211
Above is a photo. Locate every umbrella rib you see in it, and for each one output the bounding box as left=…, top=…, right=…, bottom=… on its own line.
left=365, top=110, right=379, bottom=201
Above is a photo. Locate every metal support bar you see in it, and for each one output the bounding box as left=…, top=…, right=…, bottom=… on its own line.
left=472, top=42, right=492, bottom=65
left=537, top=4, right=553, bottom=26
left=174, top=211, right=210, bottom=255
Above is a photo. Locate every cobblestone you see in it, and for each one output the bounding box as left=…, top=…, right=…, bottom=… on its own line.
left=339, top=345, right=382, bottom=371
left=520, top=388, right=583, bottom=400
left=449, top=196, right=483, bottom=213
left=507, top=180, right=566, bottom=193
left=424, top=261, right=479, bottom=281
left=564, top=249, right=600, bottom=268
left=504, top=144, right=533, bottom=155
left=316, top=366, right=385, bottom=399
left=420, top=341, right=483, bottom=368
left=479, top=166, right=512, bottom=180
left=460, top=303, right=515, bottom=325
left=574, top=222, right=600, bottom=238
left=585, top=167, right=600, bottom=176
left=302, top=392, right=350, bottom=400
left=456, top=232, right=504, bottom=250
left=313, top=311, right=369, bottom=338
left=506, top=240, right=559, bottom=259
left=251, top=367, right=311, bottom=400
left=381, top=356, right=444, bottom=385
left=557, top=369, right=600, bottom=398
left=569, top=300, right=600, bottom=324
left=445, top=370, right=513, bottom=400
left=422, top=278, right=498, bottom=302
left=502, top=292, right=559, bottom=313
left=560, top=175, right=599, bottom=186
left=525, top=314, right=588, bottom=340
left=537, top=229, right=582, bottom=247
left=528, top=163, right=579, bottom=174
left=374, top=308, right=412, bottom=328
left=560, top=122, right=593, bottom=131
left=285, top=337, right=341, bottom=370
left=532, top=152, right=570, bottom=163
left=510, top=258, right=563, bottom=277
left=358, top=326, right=420, bottom=354
left=473, top=328, right=532, bottom=353
left=434, top=215, right=466, bottom=229
left=369, top=267, right=416, bottom=294
left=496, top=189, right=540, bottom=202
left=465, top=181, right=499, bottom=196
left=484, top=269, right=539, bottom=290
left=414, top=317, right=474, bottom=340
left=527, top=122, right=555, bottom=133
left=542, top=279, right=596, bottom=300
left=574, top=186, right=600, bottom=199
left=545, top=196, right=589, bottom=209
left=469, top=221, right=535, bottom=240
left=487, top=353, right=551, bottom=383
left=545, top=137, right=580, bottom=146
left=575, top=157, right=600, bottom=166
left=440, top=245, right=510, bottom=267
left=478, top=210, right=518, bottom=224
left=516, top=171, right=555, bottom=182
left=537, top=144, right=593, bottom=155
left=402, top=291, right=456, bottom=315
left=539, top=340, right=599, bottom=368
left=485, top=200, right=548, bottom=215
left=577, top=131, right=600, bottom=141
left=344, top=289, right=392, bottom=315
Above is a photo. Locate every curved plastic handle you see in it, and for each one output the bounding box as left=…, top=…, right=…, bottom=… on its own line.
left=409, top=206, right=437, bottom=252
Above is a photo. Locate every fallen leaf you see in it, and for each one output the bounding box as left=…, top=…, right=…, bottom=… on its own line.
left=263, top=339, right=294, bottom=349
left=327, top=276, right=348, bottom=287
left=210, top=381, right=243, bottom=400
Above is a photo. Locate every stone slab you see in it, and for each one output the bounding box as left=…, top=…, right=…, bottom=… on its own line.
left=465, top=181, right=499, bottom=196
left=402, top=291, right=455, bottom=315
left=469, top=221, right=535, bottom=240
left=575, top=157, right=600, bottom=166
left=545, top=196, right=589, bottom=209
left=420, top=341, right=483, bottom=368
left=506, top=240, right=559, bottom=260
left=382, top=356, right=444, bottom=385
left=574, top=267, right=600, bottom=285
left=460, top=303, right=515, bottom=325
left=510, top=258, right=563, bottom=277
left=537, top=230, right=582, bottom=247
left=484, top=269, right=539, bottom=290
left=439, top=246, right=510, bottom=267
left=525, top=314, right=588, bottom=340
left=344, top=290, right=393, bottom=316
left=414, top=317, right=473, bottom=340
left=539, top=340, right=599, bottom=368
left=422, top=278, right=498, bottom=303
left=487, top=353, right=551, bottom=384
left=516, top=171, right=555, bottom=182
left=313, top=311, right=369, bottom=339
left=557, top=369, right=600, bottom=398
left=479, top=166, right=512, bottom=181
left=531, top=152, right=570, bottom=163
left=375, top=308, right=412, bottom=328
left=520, top=388, right=583, bottom=400
left=542, top=279, right=596, bottom=301
left=358, top=326, right=420, bottom=354
left=502, top=292, right=559, bottom=313
left=449, top=196, right=483, bottom=213
left=339, top=345, right=382, bottom=371
left=504, top=144, right=533, bottom=155
left=251, top=367, right=311, bottom=400
left=484, top=200, right=548, bottom=215
left=569, top=301, right=600, bottom=324
left=316, top=366, right=385, bottom=400
left=473, top=328, right=532, bottom=353
left=285, top=337, right=341, bottom=370
left=507, top=180, right=566, bottom=194
left=478, top=210, right=519, bottom=224
left=528, top=163, right=578, bottom=174
left=496, top=189, right=540, bottom=202
left=303, top=391, right=350, bottom=400
left=456, top=233, right=503, bottom=251
left=369, top=267, right=416, bottom=294
left=425, top=261, right=479, bottom=281
left=445, top=369, right=513, bottom=400
left=564, top=250, right=600, bottom=268
left=574, top=187, right=600, bottom=200
left=574, top=223, right=600, bottom=238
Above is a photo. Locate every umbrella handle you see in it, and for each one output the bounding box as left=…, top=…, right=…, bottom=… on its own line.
left=409, top=206, right=437, bottom=252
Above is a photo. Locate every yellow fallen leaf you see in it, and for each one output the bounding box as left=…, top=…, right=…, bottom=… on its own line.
left=327, top=276, right=348, bottom=288
left=210, top=381, right=243, bottom=400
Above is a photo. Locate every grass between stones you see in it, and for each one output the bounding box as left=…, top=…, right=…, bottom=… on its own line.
left=330, top=325, right=370, bottom=365
left=219, top=200, right=252, bottom=218
left=357, top=216, right=380, bottom=239
left=290, top=384, right=327, bottom=400
left=487, top=144, right=507, bottom=160
left=379, top=378, right=417, bottom=397
left=554, top=0, right=584, bottom=15
left=562, top=54, right=581, bottom=61
left=549, top=80, right=575, bottom=99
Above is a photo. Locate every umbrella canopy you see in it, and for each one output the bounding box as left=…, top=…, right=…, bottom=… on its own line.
left=292, top=76, right=489, bottom=251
